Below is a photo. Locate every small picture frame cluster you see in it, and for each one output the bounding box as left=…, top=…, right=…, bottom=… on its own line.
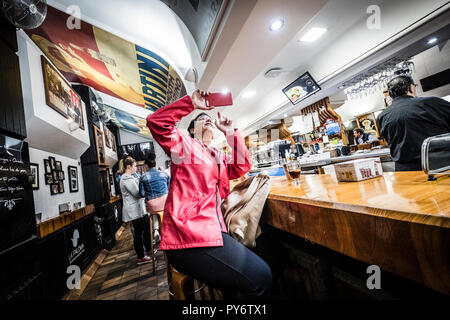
left=43, top=156, right=65, bottom=195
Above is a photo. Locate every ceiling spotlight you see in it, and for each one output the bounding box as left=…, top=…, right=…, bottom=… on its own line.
left=427, top=37, right=437, bottom=45
left=338, top=85, right=345, bottom=89
left=283, top=114, right=288, bottom=118
left=300, top=27, right=327, bottom=42
left=269, top=18, right=284, bottom=31
left=243, top=91, right=256, bottom=99
left=221, top=88, right=229, bottom=94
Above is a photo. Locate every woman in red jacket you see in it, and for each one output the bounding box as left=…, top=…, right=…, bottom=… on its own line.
left=146, top=90, right=271, bottom=299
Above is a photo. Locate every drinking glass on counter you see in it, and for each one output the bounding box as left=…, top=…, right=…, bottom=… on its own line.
left=286, top=161, right=302, bottom=185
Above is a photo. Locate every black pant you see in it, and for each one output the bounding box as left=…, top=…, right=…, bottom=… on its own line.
left=166, top=232, right=272, bottom=299
left=130, top=215, right=152, bottom=259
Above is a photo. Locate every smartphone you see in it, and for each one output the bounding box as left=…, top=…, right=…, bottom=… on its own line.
left=205, top=92, right=233, bottom=107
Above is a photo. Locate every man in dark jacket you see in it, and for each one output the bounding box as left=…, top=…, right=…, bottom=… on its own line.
left=376, top=75, right=450, bottom=171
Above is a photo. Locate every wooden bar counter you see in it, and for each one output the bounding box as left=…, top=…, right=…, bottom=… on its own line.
left=261, top=172, right=450, bottom=295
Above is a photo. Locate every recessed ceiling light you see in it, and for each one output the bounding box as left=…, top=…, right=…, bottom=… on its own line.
left=242, top=91, right=256, bottom=99
left=221, top=88, right=229, bottom=94
left=427, top=37, right=437, bottom=45
left=269, top=18, right=284, bottom=31
left=300, top=27, right=327, bottom=42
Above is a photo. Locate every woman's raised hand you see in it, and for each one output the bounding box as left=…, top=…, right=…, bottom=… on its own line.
left=215, top=112, right=234, bottom=135
left=192, top=89, right=213, bottom=110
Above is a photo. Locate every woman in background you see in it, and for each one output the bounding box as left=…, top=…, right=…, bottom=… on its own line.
left=120, top=157, right=153, bottom=265
left=139, top=153, right=170, bottom=245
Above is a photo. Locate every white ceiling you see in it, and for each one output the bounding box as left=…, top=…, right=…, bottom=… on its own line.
left=207, top=0, right=450, bottom=136
left=46, top=0, right=450, bottom=143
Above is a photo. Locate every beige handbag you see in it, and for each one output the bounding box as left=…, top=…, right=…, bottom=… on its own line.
left=221, top=174, right=271, bottom=248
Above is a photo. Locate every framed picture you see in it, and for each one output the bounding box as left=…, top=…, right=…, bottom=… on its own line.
left=59, top=170, right=65, bottom=180
left=356, top=113, right=380, bottom=138
left=44, top=159, right=52, bottom=174
left=52, top=171, right=59, bottom=181
left=94, top=125, right=107, bottom=166
left=68, top=165, right=79, bottom=193
left=58, top=181, right=64, bottom=193
left=50, top=184, right=59, bottom=195
left=56, top=161, right=62, bottom=171
left=45, top=173, right=54, bottom=185
left=41, top=55, right=84, bottom=130
left=29, top=163, right=39, bottom=190
left=104, top=125, right=116, bottom=152
left=49, top=156, right=56, bottom=171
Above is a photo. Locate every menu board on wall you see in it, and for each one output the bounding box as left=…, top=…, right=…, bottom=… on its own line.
left=0, top=135, right=36, bottom=251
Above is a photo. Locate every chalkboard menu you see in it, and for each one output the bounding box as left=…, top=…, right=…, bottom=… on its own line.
left=0, top=134, right=36, bottom=252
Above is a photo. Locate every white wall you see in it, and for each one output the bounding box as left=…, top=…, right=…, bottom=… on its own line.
left=29, top=147, right=85, bottom=222
left=17, top=30, right=91, bottom=159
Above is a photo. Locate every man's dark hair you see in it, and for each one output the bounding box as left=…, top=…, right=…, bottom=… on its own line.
left=387, top=75, right=414, bottom=99
left=145, top=153, right=156, bottom=169
left=188, top=112, right=210, bottom=138
left=353, top=128, right=364, bottom=135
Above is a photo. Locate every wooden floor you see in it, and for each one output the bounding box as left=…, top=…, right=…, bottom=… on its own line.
left=70, top=223, right=169, bottom=300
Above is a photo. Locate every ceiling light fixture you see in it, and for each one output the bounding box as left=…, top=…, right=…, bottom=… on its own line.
left=269, top=18, right=284, bottom=31
left=242, top=91, right=256, bottom=99
left=221, top=88, right=229, bottom=94
left=300, top=27, right=327, bottom=42
left=427, top=37, right=437, bottom=45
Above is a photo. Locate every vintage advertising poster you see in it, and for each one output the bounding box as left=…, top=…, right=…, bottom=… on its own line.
left=25, top=6, right=186, bottom=112
left=101, top=104, right=152, bottom=139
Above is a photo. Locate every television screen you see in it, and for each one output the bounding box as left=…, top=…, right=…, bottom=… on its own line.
left=282, top=72, right=321, bottom=105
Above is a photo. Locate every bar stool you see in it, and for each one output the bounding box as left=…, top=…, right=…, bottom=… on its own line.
left=148, top=210, right=164, bottom=274
left=164, top=253, right=224, bottom=300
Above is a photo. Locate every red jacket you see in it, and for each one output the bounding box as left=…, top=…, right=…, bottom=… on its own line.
left=146, top=95, right=252, bottom=250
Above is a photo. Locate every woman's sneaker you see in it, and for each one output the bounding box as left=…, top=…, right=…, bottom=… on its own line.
left=137, top=255, right=152, bottom=265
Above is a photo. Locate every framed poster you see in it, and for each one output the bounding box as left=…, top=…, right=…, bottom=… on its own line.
left=94, top=126, right=107, bottom=166
left=41, top=55, right=85, bottom=130
left=56, top=161, right=62, bottom=171
left=29, top=163, right=39, bottom=190
left=68, top=166, right=79, bottom=193
left=103, top=125, right=116, bottom=152
left=356, top=113, right=380, bottom=138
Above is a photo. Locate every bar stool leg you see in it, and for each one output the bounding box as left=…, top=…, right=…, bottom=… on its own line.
left=148, top=213, right=156, bottom=275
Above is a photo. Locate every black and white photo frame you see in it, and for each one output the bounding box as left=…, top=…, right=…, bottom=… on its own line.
left=68, top=165, right=79, bottom=193
left=44, top=159, right=51, bottom=174
left=29, top=163, right=39, bottom=190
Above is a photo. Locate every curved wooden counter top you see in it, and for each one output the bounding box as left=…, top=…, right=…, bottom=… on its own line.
left=260, top=172, right=450, bottom=295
